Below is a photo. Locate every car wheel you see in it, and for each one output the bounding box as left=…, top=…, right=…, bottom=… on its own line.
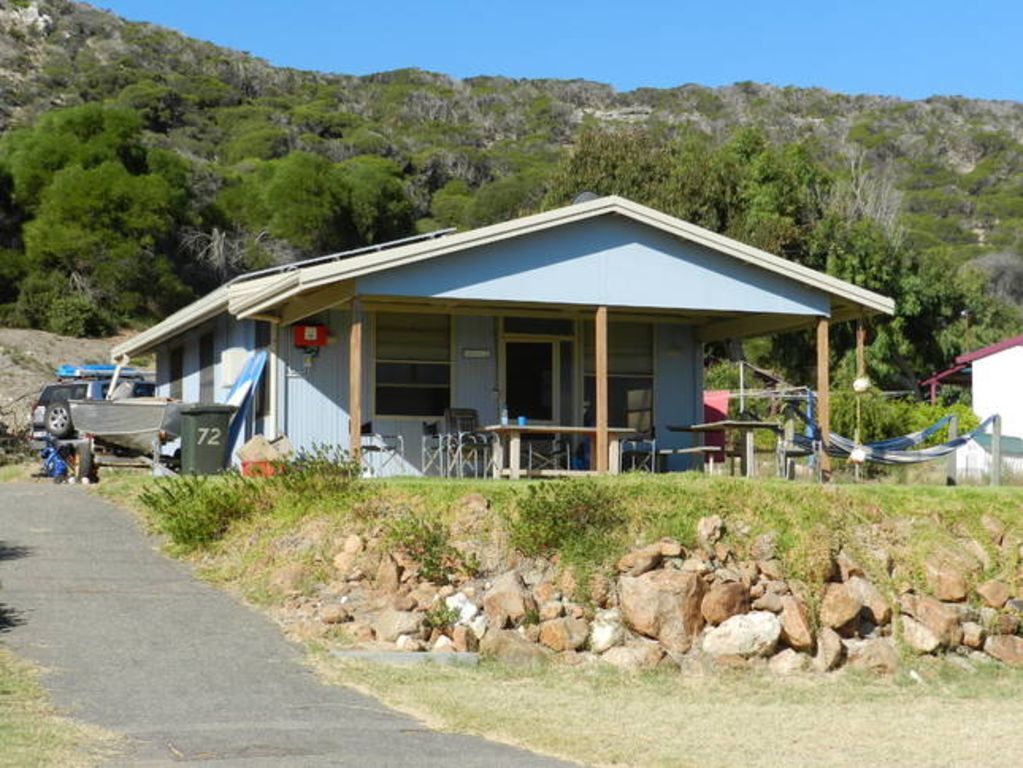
left=45, top=402, right=74, bottom=438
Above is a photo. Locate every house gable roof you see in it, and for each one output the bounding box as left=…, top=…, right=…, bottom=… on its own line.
left=955, top=334, right=1023, bottom=365
left=113, top=195, right=896, bottom=359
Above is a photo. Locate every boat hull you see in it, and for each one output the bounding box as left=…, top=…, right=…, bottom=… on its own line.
left=69, top=399, right=182, bottom=454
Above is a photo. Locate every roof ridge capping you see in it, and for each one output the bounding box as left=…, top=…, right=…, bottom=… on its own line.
left=955, top=332, right=1023, bottom=365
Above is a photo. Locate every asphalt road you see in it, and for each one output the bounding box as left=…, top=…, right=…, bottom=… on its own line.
left=0, top=483, right=568, bottom=766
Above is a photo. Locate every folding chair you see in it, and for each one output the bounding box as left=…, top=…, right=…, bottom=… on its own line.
left=526, top=435, right=571, bottom=474
left=620, top=436, right=656, bottom=472
left=360, top=422, right=405, bottom=477
left=443, top=408, right=493, bottom=478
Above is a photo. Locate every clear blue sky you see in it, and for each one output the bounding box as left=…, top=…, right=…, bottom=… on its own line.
left=96, top=1, right=1022, bottom=100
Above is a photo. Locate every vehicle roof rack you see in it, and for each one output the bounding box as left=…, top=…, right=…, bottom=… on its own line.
left=56, top=364, right=144, bottom=379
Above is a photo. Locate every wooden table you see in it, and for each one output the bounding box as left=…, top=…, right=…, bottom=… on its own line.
left=483, top=425, right=637, bottom=479
left=668, top=420, right=781, bottom=478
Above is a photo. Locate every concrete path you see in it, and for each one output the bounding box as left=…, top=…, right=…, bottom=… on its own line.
left=0, top=483, right=568, bottom=767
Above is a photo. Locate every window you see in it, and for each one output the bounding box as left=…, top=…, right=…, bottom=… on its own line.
left=169, top=347, right=184, bottom=400
left=254, top=321, right=272, bottom=418
left=584, top=322, right=654, bottom=432
left=375, top=313, right=450, bottom=417
left=199, top=332, right=215, bottom=402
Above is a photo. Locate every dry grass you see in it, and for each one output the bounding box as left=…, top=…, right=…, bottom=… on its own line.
left=0, top=463, right=34, bottom=483
left=316, top=654, right=1023, bottom=768
left=0, top=648, right=119, bottom=768
left=97, top=472, right=1023, bottom=766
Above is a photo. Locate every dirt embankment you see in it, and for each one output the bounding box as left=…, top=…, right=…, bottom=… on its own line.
left=0, top=328, right=120, bottom=430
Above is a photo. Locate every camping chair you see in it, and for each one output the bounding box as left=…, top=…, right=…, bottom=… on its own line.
left=443, top=408, right=493, bottom=478
left=620, top=435, right=656, bottom=472
left=420, top=421, right=449, bottom=477
left=526, top=435, right=571, bottom=474
left=360, top=422, right=405, bottom=477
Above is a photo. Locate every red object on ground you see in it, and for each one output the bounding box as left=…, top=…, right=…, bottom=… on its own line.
left=241, top=460, right=278, bottom=478
left=703, top=390, right=729, bottom=460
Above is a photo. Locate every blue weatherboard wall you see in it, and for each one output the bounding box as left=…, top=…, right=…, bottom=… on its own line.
left=281, top=309, right=348, bottom=452
left=654, top=324, right=703, bottom=470
left=154, top=314, right=258, bottom=460
left=356, top=215, right=830, bottom=317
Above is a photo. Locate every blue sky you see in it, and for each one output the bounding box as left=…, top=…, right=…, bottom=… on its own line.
left=97, top=1, right=1022, bottom=100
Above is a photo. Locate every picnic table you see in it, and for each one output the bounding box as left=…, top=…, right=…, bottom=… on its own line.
left=667, top=420, right=781, bottom=478
left=483, top=424, right=636, bottom=479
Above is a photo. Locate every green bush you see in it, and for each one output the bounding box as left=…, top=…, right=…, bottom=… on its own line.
left=831, top=392, right=978, bottom=446
left=507, top=480, right=626, bottom=566
left=384, top=508, right=467, bottom=584
left=45, top=295, right=115, bottom=337
left=271, top=443, right=360, bottom=498
left=139, top=475, right=264, bottom=551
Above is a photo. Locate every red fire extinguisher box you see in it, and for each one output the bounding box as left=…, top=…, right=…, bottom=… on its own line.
left=293, top=324, right=327, bottom=348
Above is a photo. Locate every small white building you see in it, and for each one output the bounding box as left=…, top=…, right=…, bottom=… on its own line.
left=926, top=335, right=1023, bottom=479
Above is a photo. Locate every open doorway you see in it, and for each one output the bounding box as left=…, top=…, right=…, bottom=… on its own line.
left=504, top=341, right=554, bottom=422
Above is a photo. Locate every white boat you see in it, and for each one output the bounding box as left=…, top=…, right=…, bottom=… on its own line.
left=69, top=398, right=183, bottom=454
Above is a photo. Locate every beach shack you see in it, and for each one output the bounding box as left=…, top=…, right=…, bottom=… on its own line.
left=112, top=196, right=895, bottom=476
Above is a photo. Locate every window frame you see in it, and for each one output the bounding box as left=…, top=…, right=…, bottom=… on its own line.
left=198, top=332, right=215, bottom=403
left=373, top=311, right=452, bottom=419
left=169, top=346, right=184, bottom=401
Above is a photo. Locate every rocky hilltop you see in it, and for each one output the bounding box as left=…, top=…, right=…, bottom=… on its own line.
left=1, top=1, right=1021, bottom=264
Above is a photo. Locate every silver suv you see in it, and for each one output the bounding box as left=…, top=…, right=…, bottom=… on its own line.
left=32, top=379, right=155, bottom=441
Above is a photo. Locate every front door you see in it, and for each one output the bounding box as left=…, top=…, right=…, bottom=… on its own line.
left=504, top=341, right=555, bottom=422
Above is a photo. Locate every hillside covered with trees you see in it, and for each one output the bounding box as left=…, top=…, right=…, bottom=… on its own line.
left=1, top=1, right=1022, bottom=388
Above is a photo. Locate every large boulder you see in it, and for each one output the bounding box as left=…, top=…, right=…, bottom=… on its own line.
left=984, top=635, right=1023, bottom=666
left=846, top=576, right=891, bottom=625
left=976, top=580, right=1011, bottom=609
left=372, top=609, right=424, bottom=642
left=375, top=554, right=402, bottom=594
left=819, top=582, right=862, bottom=633
left=847, top=638, right=899, bottom=675
left=538, top=617, right=589, bottom=652
left=480, top=630, right=552, bottom=667
left=899, top=594, right=962, bottom=647
left=702, top=611, right=781, bottom=658
left=769, top=648, right=809, bottom=675
left=924, top=557, right=967, bottom=602
left=601, top=641, right=664, bottom=671
left=961, top=621, right=985, bottom=650
left=619, top=570, right=706, bottom=652
left=483, top=571, right=536, bottom=628
left=779, top=596, right=814, bottom=652
left=901, top=616, right=941, bottom=654
left=696, top=515, right=724, bottom=550
left=813, top=627, right=845, bottom=672
left=589, top=608, right=626, bottom=654
left=616, top=543, right=663, bottom=576
left=701, top=582, right=749, bottom=626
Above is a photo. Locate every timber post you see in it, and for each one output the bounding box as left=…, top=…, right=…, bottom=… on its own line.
left=595, top=305, right=609, bottom=474
left=816, top=317, right=831, bottom=481
left=348, top=298, right=363, bottom=465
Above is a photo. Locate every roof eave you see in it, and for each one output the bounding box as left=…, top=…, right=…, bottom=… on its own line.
left=111, top=287, right=229, bottom=360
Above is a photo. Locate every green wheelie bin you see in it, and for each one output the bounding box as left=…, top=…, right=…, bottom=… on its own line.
left=179, top=404, right=237, bottom=475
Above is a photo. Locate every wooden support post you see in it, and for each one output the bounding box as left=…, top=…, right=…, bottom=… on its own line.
left=266, top=321, right=279, bottom=440
left=945, top=414, right=958, bottom=487
left=991, top=415, right=1002, bottom=487
left=348, top=298, right=363, bottom=464
left=816, top=317, right=831, bottom=480
left=855, top=319, right=867, bottom=378
left=595, top=305, right=609, bottom=474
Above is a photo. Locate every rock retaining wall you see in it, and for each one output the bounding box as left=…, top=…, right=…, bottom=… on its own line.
left=269, top=500, right=1023, bottom=676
